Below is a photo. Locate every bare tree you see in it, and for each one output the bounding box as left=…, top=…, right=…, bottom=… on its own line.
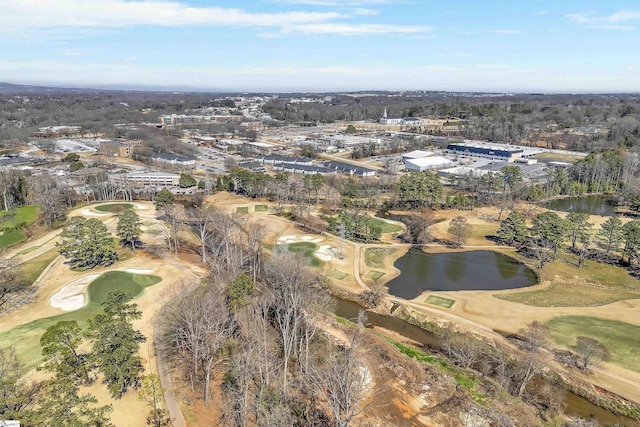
left=516, top=321, right=551, bottom=397
left=188, top=206, right=216, bottom=263
left=0, top=258, right=27, bottom=311
left=443, top=332, right=484, bottom=369
left=263, top=251, right=324, bottom=391
left=448, top=216, right=471, bottom=247
left=573, top=336, right=611, bottom=371
left=310, top=327, right=372, bottom=427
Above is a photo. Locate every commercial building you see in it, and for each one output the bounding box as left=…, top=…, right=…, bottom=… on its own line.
left=404, top=156, right=453, bottom=172
left=239, top=161, right=267, bottom=172
left=402, top=150, right=434, bottom=160
left=115, top=172, right=180, bottom=187
left=446, top=141, right=526, bottom=162
left=159, top=114, right=243, bottom=128
left=99, top=140, right=142, bottom=158
left=438, top=166, right=491, bottom=179
left=272, top=163, right=335, bottom=175
left=323, top=161, right=376, bottom=177
left=151, top=153, right=197, bottom=171
left=256, top=155, right=312, bottom=166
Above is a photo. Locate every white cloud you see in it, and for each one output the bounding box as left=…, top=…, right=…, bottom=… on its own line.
left=353, top=8, right=379, bottom=16
left=567, top=9, right=640, bottom=30
left=283, top=23, right=430, bottom=35
left=489, top=29, right=521, bottom=34
left=276, top=0, right=397, bottom=5
left=535, top=10, right=548, bottom=15
left=0, top=0, right=427, bottom=36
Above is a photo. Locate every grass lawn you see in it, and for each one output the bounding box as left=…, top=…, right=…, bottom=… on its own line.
left=94, top=203, right=134, bottom=213
left=468, top=224, right=499, bottom=241
left=369, top=217, right=403, bottom=234
left=545, top=316, right=640, bottom=372
left=286, top=242, right=323, bottom=267
left=365, top=270, right=385, bottom=280
left=0, top=229, right=25, bottom=248
left=16, top=248, right=59, bottom=288
left=87, top=271, right=162, bottom=304
left=236, top=206, right=249, bottom=214
left=425, top=295, right=455, bottom=309
left=0, top=205, right=38, bottom=227
left=254, top=204, right=268, bottom=212
left=329, top=270, right=349, bottom=280
left=496, top=254, right=640, bottom=307
left=364, top=247, right=397, bottom=268
left=0, top=271, right=161, bottom=372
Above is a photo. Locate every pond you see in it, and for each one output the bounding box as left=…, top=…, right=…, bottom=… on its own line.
left=385, top=250, right=537, bottom=299
left=543, top=194, right=617, bottom=216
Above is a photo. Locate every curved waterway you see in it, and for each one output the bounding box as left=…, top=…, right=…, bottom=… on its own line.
left=385, top=250, right=538, bottom=299
left=333, top=297, right=639, bottom=426
left=543, top=194, right=617, bottom=216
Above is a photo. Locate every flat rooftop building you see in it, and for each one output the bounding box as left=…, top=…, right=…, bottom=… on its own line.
left=323, top=161, right=376, bottom=177
left=256, top=154, right=312, bottom=165
left=273, top=163, right=335, bottom=175
left=405, top=156, right=453, bottom=172
left=402, top=150, right=434, bottom=160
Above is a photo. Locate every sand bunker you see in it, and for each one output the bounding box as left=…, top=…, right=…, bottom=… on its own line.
left=124, top=268, right=154, bottom=274
left=50, top=274, right=100, bottom=311
left=277, top=235, right=297, bottom=243
left=134, top=204, right=149, bottom=210
left=300, top=235, right=314, bottom=241
left=81, top=208, right=110, bottom=217
left=315, top=244, right=336, bottom=261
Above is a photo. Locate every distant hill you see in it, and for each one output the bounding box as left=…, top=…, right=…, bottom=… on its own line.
left=0, top=81, right=105, bottom=94
left=0, top=81, right=231, bottom=95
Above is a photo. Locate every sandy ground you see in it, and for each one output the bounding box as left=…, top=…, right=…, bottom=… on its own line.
left=49, top=274, right=100, bottom=311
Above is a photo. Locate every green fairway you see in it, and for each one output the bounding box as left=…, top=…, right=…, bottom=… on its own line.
left=369, top=218, right=403, bottom=234
left=254, top=204, right=268, bottom=212
left=365, top=270, right=385, bottom=280
left=236, top=206, right=249, bottom=213
left=0, top=229, right=25, bottom=248
left=425, top=295, right=455, bottom=309
left=94, top=203, right=134, bottom=213
left=545, top=316, right=640, bottom=372
left=329, top=270, right=349, bottom=280
left=0, top=271, right=161, bottom=372
left=286, top=242, right=323, bottom=267
left=16, top=248, right=59, bottom=288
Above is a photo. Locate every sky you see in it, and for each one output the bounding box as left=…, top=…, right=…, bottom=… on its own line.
left=0, top=0, right=639, bottom=93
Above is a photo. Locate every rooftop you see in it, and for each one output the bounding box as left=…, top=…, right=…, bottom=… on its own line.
left=152, top=153, right=196, bottom=162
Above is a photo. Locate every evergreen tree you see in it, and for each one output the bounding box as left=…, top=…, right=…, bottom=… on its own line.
left=58, top=217, right=118, bottom=269
left=153, top=189, right=174, bottom=210
left=227, top=273, right=254, bottom=312
left=28, top=375, right=112, bottom=427
left=530, top=211, right=569, bottom=260
left=40, top=321, right=91, bottom=385
left=117, top=209, right=142, bottom=250
left=497, top=211, right=528, bottom=245
left=597, top=216, right=624, bottom=256
left=179, top=173, right=196, bottom=188
left=87, top=291, right=146, bottom=399
left=397, top=172, right=443, bottom=208
left=622, top=220, right=640, bottom=263
left=565, top=212, right=593, bottom=248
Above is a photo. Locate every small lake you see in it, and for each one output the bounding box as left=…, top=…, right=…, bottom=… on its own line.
left=385, top=250, right=537, bottom=299
left=543, top=194, right=617, bottom=216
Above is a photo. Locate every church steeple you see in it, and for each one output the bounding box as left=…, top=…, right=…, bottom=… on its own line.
left=383, top=107, right=387, bottom=118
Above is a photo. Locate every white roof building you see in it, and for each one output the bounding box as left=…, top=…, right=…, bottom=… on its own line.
left=402, top=150, right=434, bottom=160
left=404, top=156, right=453, bottom=172
left=438, top=166, right=490, bottom=179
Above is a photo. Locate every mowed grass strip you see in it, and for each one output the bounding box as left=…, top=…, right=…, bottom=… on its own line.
left=286, top=242, right=323, bottom=267
left=425, top=295, right=455, bottom=309
left=0, top=271, right=161, bottom=372
left=329, top=270, right=349, bottom=280
left=365, top=270, right=385, bottom=280
left=545, top=316, right=640, bottom=372
left=369, top=218, right=403, bottom=234
left=254, top=204, right=268, bottom=212
left=236, top=206, right=249, bottom=214
left=364, top=247, right=397, bottom=268
left=16, top=248, right=59, bottom=287
left=496, top=254, right=640, bottom=307
left=94, top=203, right=134, bottom=213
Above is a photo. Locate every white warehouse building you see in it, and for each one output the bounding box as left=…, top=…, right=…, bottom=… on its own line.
left=404, top=156, right=453, bottom=172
